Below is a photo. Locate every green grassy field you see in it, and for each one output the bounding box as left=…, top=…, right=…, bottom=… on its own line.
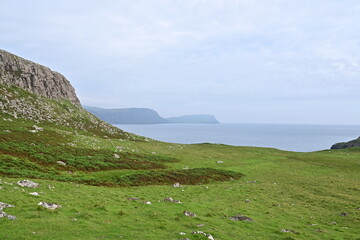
left=0, top=86, right=359, bottom=239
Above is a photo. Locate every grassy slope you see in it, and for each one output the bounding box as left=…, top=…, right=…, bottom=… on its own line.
left=0, top=88, right=359, bottom=240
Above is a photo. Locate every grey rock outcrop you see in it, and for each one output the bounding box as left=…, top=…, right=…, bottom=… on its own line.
left=17, top=180, right=39, bottom=188
left=331, top=137, right=360, bottom=149
left=38, top=202, right=61, bottom=210
left=0, top=202, right=14, bottom=210
left=183, top=210, right=197, bottom=217
left=229, top=215, right=253, bottom=221
left=0, top=49, right=80, bottom=106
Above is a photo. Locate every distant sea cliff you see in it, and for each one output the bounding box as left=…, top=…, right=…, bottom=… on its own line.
left=84, top=106, right=219, bottom=124
left=331, top=137, right=360, bottom=149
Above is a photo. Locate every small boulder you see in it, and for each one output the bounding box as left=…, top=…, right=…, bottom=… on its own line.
left=339, top=212, right=349, bottom=216
left=163, top=197, right=182, bottom=203
left=7, top=215, right=16, bottom=220
left=17, top=180, right=39, bottom=188
left=191, top=231, right=215, bottom=240
left=0, top=211, right=7, bottom=218
left=56, top=161, right=66, bottom=166
left=127, top=197, right=140, bottom=201
left=144, top=201, right=152, bottom=205
left=0, top=202, right=14, bottom=210
left=30, top=192, right=40, bottom=196
left=281, top=229, right=299, bottom=234
left=113, top=153, right=120, bottom=159
left=229, top=215, right=253, bottom=221
left=183, top=210, right=197, bottom=217
left=38, top=202, right=61, bottom=210
left=173, top=182, right=183, bottom=188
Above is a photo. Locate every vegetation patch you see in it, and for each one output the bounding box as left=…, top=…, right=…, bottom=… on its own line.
left=110, top=168, right=243, bottom=186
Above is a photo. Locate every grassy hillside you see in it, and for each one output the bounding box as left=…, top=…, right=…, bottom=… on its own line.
left=0, top=86, right=359, bottom=240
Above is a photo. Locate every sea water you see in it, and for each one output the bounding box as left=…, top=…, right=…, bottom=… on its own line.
left=114, top=123, right=360, bottom=152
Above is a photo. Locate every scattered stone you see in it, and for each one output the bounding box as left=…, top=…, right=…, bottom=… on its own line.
left=179, top=232, right=186, bottom=235
left=281, top=229, right=299, bottom=234
left=191, top=231, right=215, bottom=240
left=163, top=197, right=182, bottom=203
left=127, top=197, right=140, bottom=201
left=38, top=202, right=61, bottom=210
left=0, top=203, right=16, bottom=220
left=113, top=153, right=120, bottom=159
left=217, top=161, right=223, bottom=163
left=0, top=187, right=2, bottom=190
left=17, top=180, right=39, bottom=188
left=245, top=199, right=251, bottom=203
left=356, top=207, right=360, bottom=210
left=48, top=185, right=55, bottom=189
left=30, top=192, right=40, bottom=196
left=179, top=238, right=190, bottom=240
left=315, top=228, right=323, bottom=233
left=173, top=182, right=183, bottom=188
left=248, top=180, right=257, bottom=183
left=7, top=215, right=16, bottom=220
left=229, top=215, right=253, bottom=221
left=197, top=224, right=205, bottom=227
left=183, top=210, right=197, bottom=217
left=32, top=125, right=44, bottom=131
left=0, top=203, right=14, bottom=211
left=144, top=201, right=152, bottom=205
left=0, top=211, right=8, bottom=218
left=339, top=212, right=349, bottom=216
left=3, top=130, right=10, bottom=133
left=56, top=161, right=66, bottom=166
left=329, top=221, right=337, bottom=225
left=309, top=224, right=317, bottom=226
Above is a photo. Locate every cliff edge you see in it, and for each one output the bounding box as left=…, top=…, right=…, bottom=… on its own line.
left=0, top=49, right=80, bottom=106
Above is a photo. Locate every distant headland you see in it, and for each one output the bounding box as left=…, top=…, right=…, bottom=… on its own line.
left=84, top=106, right=219, bottom=124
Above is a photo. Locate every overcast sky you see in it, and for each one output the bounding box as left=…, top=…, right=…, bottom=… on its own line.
left=1, top=0, right=360, bottom=124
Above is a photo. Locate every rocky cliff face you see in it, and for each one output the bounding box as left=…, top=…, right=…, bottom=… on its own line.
left=0, top=49, right=80, bottom=106
left=84, top=106, right=169, bottom=124
left=331, top=137, right=360, bottom=149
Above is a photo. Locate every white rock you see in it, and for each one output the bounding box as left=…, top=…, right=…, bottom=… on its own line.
left=0, top=202, right=14, bottom=210
left=37, top=202, right=61, bottom=210
left=173, top=182, right=183, bottom=188
left=17, top=180, right=39, bottom=188
left=113, top=153, right=120, bottom=159
left=56, top=161, right=66, bottom=166
left=30, top=192, right=40, bottom=196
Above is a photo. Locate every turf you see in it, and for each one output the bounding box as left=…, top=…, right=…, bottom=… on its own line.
left=0, top=86, right=359, bottom=239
